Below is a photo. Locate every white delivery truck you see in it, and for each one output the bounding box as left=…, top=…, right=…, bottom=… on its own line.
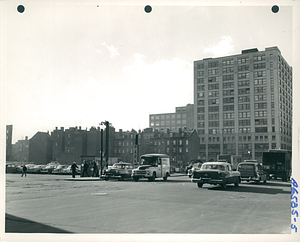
left=131, top=154, right=171, bottom=181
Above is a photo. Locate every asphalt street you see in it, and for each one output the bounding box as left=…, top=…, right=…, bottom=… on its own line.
left=3, top=173, right=294, bottom=241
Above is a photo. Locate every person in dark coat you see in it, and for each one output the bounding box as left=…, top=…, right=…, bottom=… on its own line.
left=21, top=165, right=27, bottom=177
left=71, top=162, right=78, bottom=178
left=91, top=161, right=98, bottom=177
left=82, top=161, right=89, bottom=177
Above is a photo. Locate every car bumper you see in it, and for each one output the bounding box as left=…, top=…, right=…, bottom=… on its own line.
left=191, top=177, right=225, bottom=184
left=241, top=177, right=260, bottom=182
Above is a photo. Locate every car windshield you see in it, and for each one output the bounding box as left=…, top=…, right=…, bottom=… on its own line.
left=192, top=163, right=201, bottom=168
left=238, top=164, right=254, bottom=169
left=113, top=164, right=125, bottom=169
left=201, top=164, right=226, bottom=170
left=140, top=157, right=158, bottom=165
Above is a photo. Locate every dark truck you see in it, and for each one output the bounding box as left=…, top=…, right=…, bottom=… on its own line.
left=262, top=149, right=292, bottom=182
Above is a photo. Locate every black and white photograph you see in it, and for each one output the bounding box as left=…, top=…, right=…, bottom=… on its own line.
left=1, top=0, right=300, bottom=241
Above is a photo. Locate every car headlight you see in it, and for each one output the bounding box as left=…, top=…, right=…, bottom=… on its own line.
left=147, top=171, right=150, bottom=175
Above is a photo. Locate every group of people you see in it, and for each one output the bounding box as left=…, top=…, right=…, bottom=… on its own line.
left=71, top=160, right=99, bottom=178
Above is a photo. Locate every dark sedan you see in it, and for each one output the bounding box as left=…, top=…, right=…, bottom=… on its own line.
left=191, top=162, right=241, bottom=189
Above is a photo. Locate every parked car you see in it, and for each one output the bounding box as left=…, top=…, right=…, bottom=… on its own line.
left=52, top=165, right=69, bottom=174
left=31, top=165, right=47, bottom=174
left=102, top=162, right=134, bottom=181
left=40, top=164, right=58, bottom=174
left=25, top=164, right=37, bottom=173
left=187, top=162, right=202, bottom=178
left=237, top=161, right=267, bottom=183
left=61, top=165, right=81, bottom=175
left=191, top=162, right=241, bottom=189
left=6, top=163, right=21, bottom=173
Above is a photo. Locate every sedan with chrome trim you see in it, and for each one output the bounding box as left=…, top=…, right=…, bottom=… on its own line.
left=102, top=162, right=134, bottom=181
left=191, top=162, right=241, bottom=189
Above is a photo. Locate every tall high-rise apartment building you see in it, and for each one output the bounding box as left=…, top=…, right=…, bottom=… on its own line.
left=194, top=46, right=292, bottom=162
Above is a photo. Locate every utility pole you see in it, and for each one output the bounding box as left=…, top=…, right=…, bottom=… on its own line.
left=100, top=128, right=103, bottom=175
left=101, top=121, right=110, bottom=169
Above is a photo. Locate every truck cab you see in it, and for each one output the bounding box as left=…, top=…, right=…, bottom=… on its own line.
left=237, top=160, right=267, bottom=183
left=131, top=154, right=170, bottom=181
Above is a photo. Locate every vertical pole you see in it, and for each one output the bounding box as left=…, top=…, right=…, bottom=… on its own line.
left=100, top=129, right=103, bottom=175
left=105, top=121, right=109, bottom=169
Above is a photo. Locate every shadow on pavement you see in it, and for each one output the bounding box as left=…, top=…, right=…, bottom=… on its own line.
left=241, top=181, right=291, bottom=188
left=205, top=184, right=290, bottom=195
left=5, top=214, right=72, bottom=233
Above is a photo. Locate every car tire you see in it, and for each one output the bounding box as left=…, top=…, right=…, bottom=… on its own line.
left=148, top=172, right=156, bottom=181
left=163, top=176, right=168, bottom=181
left=197, top=182, right=203, bottom=188
left=234, top=178, right=239, bottom=187
left=104, top=177, right=108, bottom=181
left=221, top=183, right=227, bottom=189
left=133, top=177, right=139, bottom=182
left=118, top=176, right=123, bottom=181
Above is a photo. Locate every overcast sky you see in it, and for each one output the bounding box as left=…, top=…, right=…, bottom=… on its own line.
left=1, top=0, right=295, bottom=143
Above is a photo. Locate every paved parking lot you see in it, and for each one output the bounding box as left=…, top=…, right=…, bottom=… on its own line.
left=4, top=173, right=294, bottom=241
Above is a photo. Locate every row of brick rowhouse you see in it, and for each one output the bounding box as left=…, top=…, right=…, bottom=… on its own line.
left=10, top=125, right=201, bottom=168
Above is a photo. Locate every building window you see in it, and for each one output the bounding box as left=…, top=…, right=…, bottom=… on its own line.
left=239, top=120, right=251, bottom=126
left=208, top=61, right=219, bottom=68
left=222, top=59, right=234, bottom=66
left=255, top=127, right=268, bottom=133
left=255, top=119, right=267, bottom=125
left=253, top=55, right=266, bottom=62
left=197, top=70, right=204, bottom=76
left=238, top=80, right=250, bottom=87
left=197, top=78, right=204, bottom=84
left=209, top=113, right=219, bottom=120
left=238, top=88, right=250, bottom=95
left=223, top=67, right=234, bottom=73
left=255, top=94, right=267, bottom=101
left=223, top=120, right=235, bottom=126
left=223, top=74, right=234, bottom=81
left=238, top=104, right=250, bottom=110
left=223, top=105, right=234, bottom=111
left=254, top=103, right=267, bottom=109
left=208, top=69, right=219, bottom=75
left=238, top=57, right=249, bottom=64
left=238, top=96, right=250, bottom=103
left=239, top=111, right=250, bottom=118
left=223, top=82, right=234, bottom=89
left=208, top=91, right=219, bottom=97
left=238, top=73, right=250, bottom=79
left=208, top=76, right=219, bottom=83
left=253, top=63, right=266, bottom=69
left=197, top=63, right=204, bottom=69
left=208, top=106, right=219, bottom=112
left=208, top=98, right=219, bottom=105
left=238, top=65, right=249, bottom=72
left=224, top=112, right=234, bottom=119
left=223, top=97, right=234, bottom=103
left=223, top=89, right=234, bottom=96
left=254, top=70, right=266, bottom=78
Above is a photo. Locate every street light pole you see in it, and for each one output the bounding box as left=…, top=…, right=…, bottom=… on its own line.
left=101, top=121, right=110, bottom=169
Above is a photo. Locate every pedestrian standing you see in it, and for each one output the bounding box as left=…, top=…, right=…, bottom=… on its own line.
left=71, top=162, right=78, bottom=178
left=82, top=161, right=89, bottom=177
left=92, top=161, right=98, bottom=177
left=21, top=165, right=27, bottom=177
